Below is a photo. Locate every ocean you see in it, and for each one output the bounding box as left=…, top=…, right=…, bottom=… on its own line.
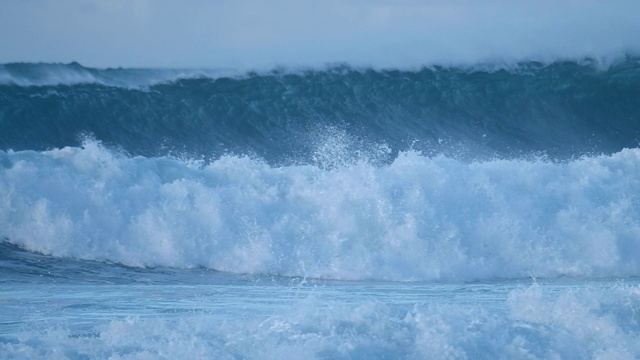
left=1, top=58, right=640, bottom=359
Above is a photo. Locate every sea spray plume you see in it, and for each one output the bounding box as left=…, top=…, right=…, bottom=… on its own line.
left=309, top=125, right=395, bottom=169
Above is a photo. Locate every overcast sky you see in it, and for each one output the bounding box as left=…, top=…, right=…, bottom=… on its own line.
left=1, top=0, right=639, bottom=69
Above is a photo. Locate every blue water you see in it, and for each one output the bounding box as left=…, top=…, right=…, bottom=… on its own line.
left=1, top=57, right=640, bottom=359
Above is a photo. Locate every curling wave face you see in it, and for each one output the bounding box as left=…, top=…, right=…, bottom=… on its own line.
left=1, top=59, right=639, bottom=163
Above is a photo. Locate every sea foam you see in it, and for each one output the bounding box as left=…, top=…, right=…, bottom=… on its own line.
left=2, top=283, right=639, bottom=359
left=1, top=140, right=640, bottom=281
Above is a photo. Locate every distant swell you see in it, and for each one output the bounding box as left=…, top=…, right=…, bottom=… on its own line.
left=1, top=59, right=640, bottom=163
left=2, top=141, right=640, bottom=281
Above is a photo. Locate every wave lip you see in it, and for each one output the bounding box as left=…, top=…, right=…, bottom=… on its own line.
left=2, top=141, right=640, bottom=282
left=1, top=56, right=639, bottom=87
left=0, top=62, right=235, bottom=88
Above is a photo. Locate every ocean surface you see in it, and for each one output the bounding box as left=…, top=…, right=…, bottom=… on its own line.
left=1, top=57, right=640, bottom=359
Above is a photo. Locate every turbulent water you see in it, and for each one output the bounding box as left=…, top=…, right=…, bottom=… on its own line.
left=2, top=58, right=640, bottom=359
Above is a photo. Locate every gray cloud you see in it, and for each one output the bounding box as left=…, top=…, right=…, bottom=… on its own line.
left=1, top=0, right=639, bottom=69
